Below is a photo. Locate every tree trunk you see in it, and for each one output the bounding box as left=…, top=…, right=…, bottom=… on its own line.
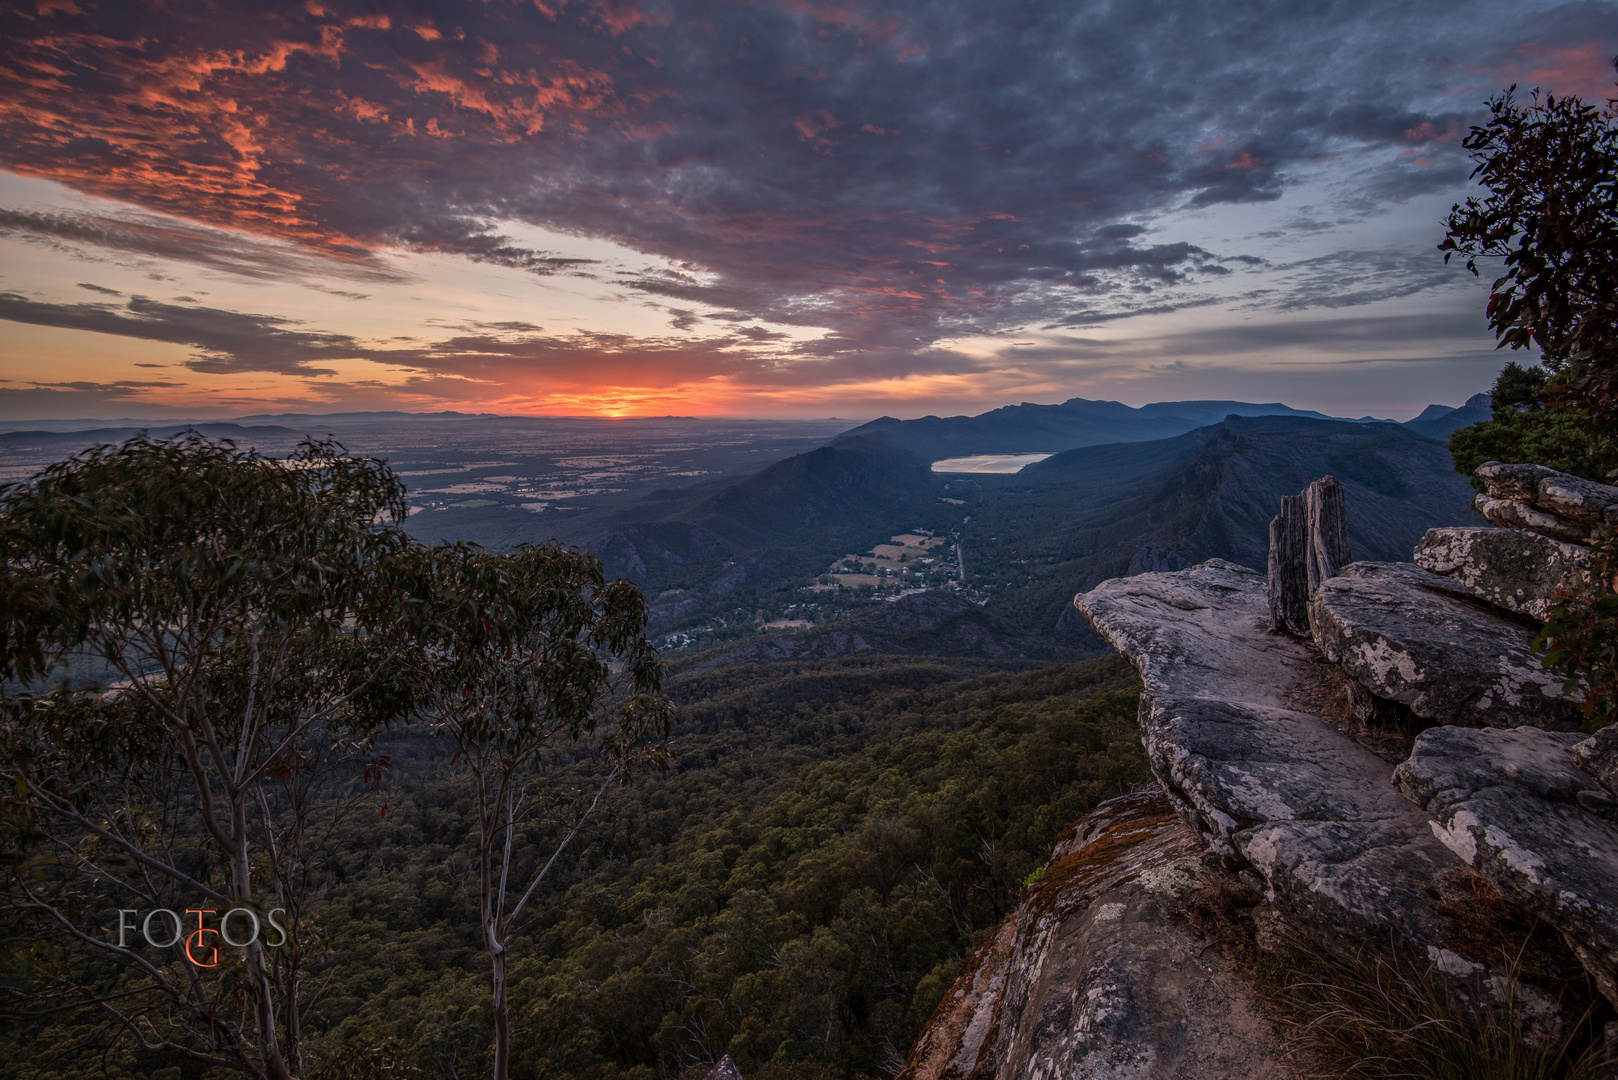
left=233, top=797, right=295, bottom=1080
left=492, top=945, right=510, bottom=1080
left=284, top=961, right=303, bottom=1080
left=1267, top=494, right=1308, bottom=636
left=476, top=767, right=510, bottom=1080
left=1305, top=475, right=1352, bottom=594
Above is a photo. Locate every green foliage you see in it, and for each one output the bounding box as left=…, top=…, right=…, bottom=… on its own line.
left=1440, top=79, right=1618, bottom=425
left=1448, top=362, right=1618, bottom=483
left=292, top=657, right=1145, bottom=1080
left=407, top=540, right=672, bottom=768
left=0, top=434, right=674, bottom=1080
left=403, top=541, right=674, bottom=1080
left=1, top=433, right=414, bottom=1080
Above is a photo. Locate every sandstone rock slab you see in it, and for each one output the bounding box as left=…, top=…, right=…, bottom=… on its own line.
left=1075, top=561, right=1463, bottom=944
left=1413, top=526, right=1589, bottom=620
left=1395, top=725, right=1618, bottom=1003
left=899, top=792, right=1295, bottom=1080
left=1476, top=461, right=1562, bottom=501
left=1309, top=561, right=1582, bottom=731
left=1475, top=493, right=1592, bottom=544
left=1538, top=473, right=1618, bottom=526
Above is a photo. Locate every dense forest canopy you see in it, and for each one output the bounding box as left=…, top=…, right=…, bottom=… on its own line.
left=0, top=436, right=673, bottom=1080
left=0, top=433, right=1149, bottom=1080
left=5, top=645, right=1145, bottom=1079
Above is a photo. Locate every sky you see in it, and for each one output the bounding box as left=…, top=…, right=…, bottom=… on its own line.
left=1, top=0, right=1614, bottom=422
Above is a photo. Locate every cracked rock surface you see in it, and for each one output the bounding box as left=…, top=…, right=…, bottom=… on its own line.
left=1309, top=561, right=1582, bottom=731
left=1413, top=526, right=1589, bottom=621
left=1575, top=725, right=1618, bottom=800
left=1395, top=725, right=1618, bottom=1003
left=1075, top=560, right=1461, bottom=944
left=898, top=792, right=1294, bottom=1080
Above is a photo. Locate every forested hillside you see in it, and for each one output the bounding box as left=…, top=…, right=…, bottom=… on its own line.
left=5, top=656, right=1147, bottom=1080
left=954, top=415, right=1479, bottom=643
left=583, top=414, right=1478, bottom=651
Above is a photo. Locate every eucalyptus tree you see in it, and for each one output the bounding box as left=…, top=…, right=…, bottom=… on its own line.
left=0, top=434, right=412, bottom=1080
left=407, top=540, right=672, bottom=1080
left=1441, top=75, right=1618, bottom=427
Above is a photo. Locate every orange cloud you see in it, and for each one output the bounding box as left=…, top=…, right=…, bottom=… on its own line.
left=0, top=7, right=627, bottom=255
left=1494, top=42, right=1617, bottom=101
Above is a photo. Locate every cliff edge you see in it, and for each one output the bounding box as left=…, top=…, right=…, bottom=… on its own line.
left=901, top=463, right=1618, bottom=1077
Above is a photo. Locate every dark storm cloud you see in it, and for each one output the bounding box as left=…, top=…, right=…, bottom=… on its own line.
left=0, top=290, right=776, bottom=386
left=0, top=292, right=358, bottom=375
left=0, top=0, right=1612, bottom=366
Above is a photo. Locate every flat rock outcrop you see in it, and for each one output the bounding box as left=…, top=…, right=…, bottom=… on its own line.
left=1074, top=560, right=1463, bottom=945
left=1395, top=726, right=1618, bottom=1003
left=1413, top=526, right=1589, bottom=620
left=1309, top=561, right=1583, bottom=731
left=899, top=792, right=1294, bottom=1080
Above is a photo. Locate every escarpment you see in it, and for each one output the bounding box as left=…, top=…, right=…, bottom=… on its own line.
left=902, top=462, right=1618, bottom=1076
left=899, top=792, right=1296, bottom=1080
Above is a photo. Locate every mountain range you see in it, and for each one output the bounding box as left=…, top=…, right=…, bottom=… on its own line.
left=592, top=405, right=1483, bottom=654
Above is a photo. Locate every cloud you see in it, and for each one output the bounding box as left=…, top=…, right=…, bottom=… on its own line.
left=0, top=0, right=1610, bottom=409
left=0, top=382, right=169, bottom=421
left=0, top=289, right=775, bottom=389
left=0, top=207, right=409, bottom=284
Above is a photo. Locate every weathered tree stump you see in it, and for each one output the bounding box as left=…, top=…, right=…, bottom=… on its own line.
left=1306, top=475, right=1351, bottom=595
left=1267, top=494, right=1308, bottom=635
left=1267, top=477, right=1352, bottom=637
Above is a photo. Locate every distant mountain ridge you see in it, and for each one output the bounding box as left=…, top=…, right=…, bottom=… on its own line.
left=833, top=397, right=1344, bottom=461
left=589, top=407, right=1479, bottom=651
left=1401, top=392, right=1492, bottom=442
left=1004, top=414, right=1478, bottom=641
left=0, top=423, right=297, bottom=448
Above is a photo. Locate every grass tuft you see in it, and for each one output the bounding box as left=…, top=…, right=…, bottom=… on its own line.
left=1271, top=938, right=1612, bottom=1080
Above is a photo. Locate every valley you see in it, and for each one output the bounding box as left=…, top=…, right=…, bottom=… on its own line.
left=1, top=394, right=1492, bottom=1080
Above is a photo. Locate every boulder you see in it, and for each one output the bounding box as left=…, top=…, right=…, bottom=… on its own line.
left=1476, top=461, right=1562, bottom=501
left=1412, top=526, right=1590, bottom=621
left=1470, top=461, right=1618, bottom=543
left=898, top=792, right=1296, bottom=1080
left=1395, top=725, right=1618, bottom=1004
left=1474, top=494, right=1592, bottom=544
left=1538, top=473, right=1618, bottom=526
left=1309, top=561, right=1583, bottom=731
left=1075, top=560, right=1466, bottom=945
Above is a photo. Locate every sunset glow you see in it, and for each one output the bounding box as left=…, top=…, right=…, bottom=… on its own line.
left=2, top=0, right=1614, bottom=421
